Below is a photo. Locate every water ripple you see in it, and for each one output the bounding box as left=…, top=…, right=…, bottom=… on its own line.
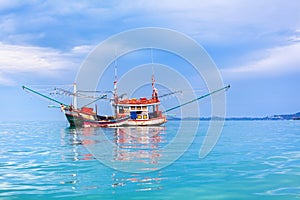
left=0, top=121, right=300, bottom=199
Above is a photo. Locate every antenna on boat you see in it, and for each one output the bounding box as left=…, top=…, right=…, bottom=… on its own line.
left=113, top=49, right=118, bottom=102
left=73, top=83, right=77, bottom=109
left=151, top=48, right=155, bottom=82
left=113, top=49, right=119, bottom=116
left=151, top=48, right=158, bottom=101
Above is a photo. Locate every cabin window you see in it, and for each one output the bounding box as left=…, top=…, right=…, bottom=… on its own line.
left=136, top=111, right=142, bottom=115
left=149, top=106, right=154, bottom=113
left=137, top=106, right=141, bottom=110
left=124, top=106, right=129, bottom=112
left=142, top=106, right=147, bottom=110
left=130, top=106, right=135, bottom=110
left=118, top=106, right=124, bottom=114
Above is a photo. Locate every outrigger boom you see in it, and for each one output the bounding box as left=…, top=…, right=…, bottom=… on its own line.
left=163, top=85, right=230, bottom=113
left=22, top=85, right=69, bottom=107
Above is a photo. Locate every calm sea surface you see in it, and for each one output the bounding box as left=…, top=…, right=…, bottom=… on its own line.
left=0, top=120, right=300, bottom=199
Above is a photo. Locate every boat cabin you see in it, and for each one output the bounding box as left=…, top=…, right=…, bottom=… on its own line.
left=116, top=97, right=162, bottom=121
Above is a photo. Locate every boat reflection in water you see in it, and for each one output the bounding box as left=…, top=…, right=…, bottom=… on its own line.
left=112, top=126, right=166, bottom=191
left=67, top=126, right=167, bottom=191
left=114, top=127, right=164, bottom=165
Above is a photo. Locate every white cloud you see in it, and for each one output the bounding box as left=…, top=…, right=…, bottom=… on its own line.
left=71, top=45, right=95, bottom=54
left=1, top=0, right=299, bottom=47
left=0, top=43, right=86, bottom=85
left=222, top=42, right=300, bottom=79
left=1, top=0, right=300, bottom=84
left=116, top=0, right=300, bottom=43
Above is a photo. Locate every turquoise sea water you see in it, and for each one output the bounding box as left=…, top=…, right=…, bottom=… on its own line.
left=0, top=120, right=300, bottom=199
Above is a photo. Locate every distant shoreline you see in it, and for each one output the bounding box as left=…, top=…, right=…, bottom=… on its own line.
left=167, top=117, right=300, bottom=121
left=167, top=112, right=300, bottom=121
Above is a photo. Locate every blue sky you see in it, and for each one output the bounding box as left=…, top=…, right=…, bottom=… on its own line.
left=1, top=0, right=300, bottom=120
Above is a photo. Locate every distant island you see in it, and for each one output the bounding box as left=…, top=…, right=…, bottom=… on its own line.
left=167, top=112, right=300, bottom=121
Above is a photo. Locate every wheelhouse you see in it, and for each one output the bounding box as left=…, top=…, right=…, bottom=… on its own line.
left=115, top=97, right=162, bottom=121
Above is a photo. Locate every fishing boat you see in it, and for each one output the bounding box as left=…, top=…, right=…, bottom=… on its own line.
left=23, top=82, right=229, bottom=127
left=62, top=75, right=166, bottom=127
left=22, top=65, right=230, bottom=127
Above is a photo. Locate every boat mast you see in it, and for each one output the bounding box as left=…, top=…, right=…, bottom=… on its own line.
left=73, top=83, right=77, bottom=109
left=152, top=74, right=158, bottom=100
left=150, top=48, right=159, bottom=112
left=113, top=52, right=118, bottom=116
left=151, top=48, right=155, bottom=97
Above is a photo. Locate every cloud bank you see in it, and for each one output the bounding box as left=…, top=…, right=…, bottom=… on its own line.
left=0, top=43, right=92, bottom=85
left=0, top=0, right=300, bottom=84
left=222, top=40, right=300, bottom=79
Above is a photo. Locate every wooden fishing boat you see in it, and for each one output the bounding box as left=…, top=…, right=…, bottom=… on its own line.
left=22, top=66, right=229, bottom=128
left=60, top=77, right=167, bottom=127
left=22, top=82, right=230, bottom=128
